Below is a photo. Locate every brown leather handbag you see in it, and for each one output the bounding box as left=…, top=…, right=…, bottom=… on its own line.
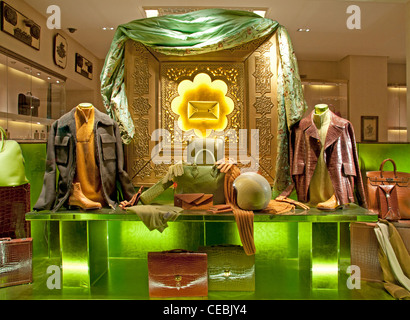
left=174, top=193, right=213, bottom=210
left=0, top=237, right=33, bottom=288
left=148, top=249, right=208, bottom=298
left=199, top=245, right=255, bottom=291
left=366, top=159, right=410, bottom=219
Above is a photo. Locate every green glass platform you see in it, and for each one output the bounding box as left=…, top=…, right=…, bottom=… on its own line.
left=20, top=203, right=380, bottom=299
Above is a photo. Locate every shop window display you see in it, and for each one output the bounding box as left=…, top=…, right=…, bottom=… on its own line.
left=0, top=5, right=408, bottom=303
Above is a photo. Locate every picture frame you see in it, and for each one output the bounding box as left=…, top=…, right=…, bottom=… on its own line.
left=75, top=53, right=93, bottom=80
left=361, top=116, right=379, bottom=142
left=54, top=33, right=67, bottom=69
left=1, top=1, right=41, bottom=50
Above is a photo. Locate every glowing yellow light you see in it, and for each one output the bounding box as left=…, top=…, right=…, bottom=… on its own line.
left=171, top=73, right=234, bottom=137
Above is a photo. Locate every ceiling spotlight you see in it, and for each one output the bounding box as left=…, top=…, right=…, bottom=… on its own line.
left=102, top=27, right=107, bottom=30
left=37, top=72, right=41, bottom=76
left=306, top=28, right=311, bottom=32
left=47, top=77, right=51, bottom=80
left=297, top=28, right=311, bottom=32
left=110, top=27, right=114, bottom=30
left=145, top=9, right=159, bottom=18
left=56, top=80, right=60, bottom=84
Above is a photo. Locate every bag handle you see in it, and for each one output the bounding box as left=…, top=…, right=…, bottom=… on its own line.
left=380, top=158, right=397, bottom=178
left=194, top=149, right=216, bottom=165
left=0, top=126, right=7, bottom=152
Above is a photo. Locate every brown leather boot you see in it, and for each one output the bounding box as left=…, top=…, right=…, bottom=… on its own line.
left=317, top=194, right=348, bottom=211
left=68, top=182, right=102, bottom=210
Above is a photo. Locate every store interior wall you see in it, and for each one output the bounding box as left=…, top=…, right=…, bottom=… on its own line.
left=0, top=0, right=408, bottom=143
left=0, top=0, right=105, bottom=113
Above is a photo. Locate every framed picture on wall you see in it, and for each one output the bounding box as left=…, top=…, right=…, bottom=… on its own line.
left=75, top=53, right=93, bottom=80
left=54, top=33, right=67, bottom=69
left=1, top=1, right=41, bottom=50
left=361, top=116, right=379, bottom=142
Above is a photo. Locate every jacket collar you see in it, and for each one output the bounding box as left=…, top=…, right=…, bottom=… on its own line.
left=58, top=106, right=113, bottom=128
left=300, top=110, right=347, bottom=149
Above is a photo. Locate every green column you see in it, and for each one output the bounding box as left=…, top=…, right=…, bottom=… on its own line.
left=59, top=220, right=108, bottom=288
left=311, top=222, right=339, bottom=289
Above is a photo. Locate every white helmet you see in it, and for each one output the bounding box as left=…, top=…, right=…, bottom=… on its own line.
left=233, top=172, right=271, bottom=210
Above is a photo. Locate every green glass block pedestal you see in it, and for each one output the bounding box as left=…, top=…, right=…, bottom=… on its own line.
left=26, top=204, right=377, bottom=295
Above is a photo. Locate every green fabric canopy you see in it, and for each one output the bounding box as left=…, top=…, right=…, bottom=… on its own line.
left=100, top=8, right=307, bottom=194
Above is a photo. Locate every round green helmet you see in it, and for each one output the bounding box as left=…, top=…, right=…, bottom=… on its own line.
left=233, top=172, right=271, bottom=210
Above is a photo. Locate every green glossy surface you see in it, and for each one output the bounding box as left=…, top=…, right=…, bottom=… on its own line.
left=357, top=143, right=410, bottom=173
left=0, top=257, right=394, bottom=300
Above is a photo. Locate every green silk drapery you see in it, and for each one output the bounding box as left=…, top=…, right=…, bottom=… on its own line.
left=100, top=8, right=307, bottom=194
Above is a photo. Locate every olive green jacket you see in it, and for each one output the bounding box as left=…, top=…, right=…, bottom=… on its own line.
left=33, top=107, right=135, bottom=212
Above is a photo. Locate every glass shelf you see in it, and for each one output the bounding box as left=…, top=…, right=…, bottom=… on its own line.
left=26, top=203, right=377, bottom=223
left=0, top=49, right=65, bottom=141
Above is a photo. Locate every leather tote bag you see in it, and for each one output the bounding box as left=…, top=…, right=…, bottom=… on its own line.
left=366, top=159, right=410, bottom=219
left=0, top=127, right=28, bottom=187
left=174, top=150, right=225, bottom=205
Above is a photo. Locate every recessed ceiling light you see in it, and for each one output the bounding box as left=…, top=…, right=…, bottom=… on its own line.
left=102, top=27, right=107, bottom=30
left=253, top=10, right=266, bottom=18
left=37, top=72, right=41, bottom=76
left=47, top=77, right=51, bottom=80
left=297, top=28, right=311, bottom=32
left=110, top=27, right=114, bottom=30
left=145, top=9, right=159, bottom=18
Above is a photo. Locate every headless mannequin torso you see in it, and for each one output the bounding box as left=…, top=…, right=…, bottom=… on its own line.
left=308, top=104, right=335, bottom=206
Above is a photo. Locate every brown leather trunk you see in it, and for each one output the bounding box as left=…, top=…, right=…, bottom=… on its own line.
left=148, top=250, right=208, bottom=298
left=366, top=159, right=410, bottom=219
left=0, top=237, right=33, bottom=288
left=350, top=221, right=410, bottom=282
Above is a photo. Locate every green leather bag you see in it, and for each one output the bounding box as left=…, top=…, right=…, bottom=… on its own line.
left=140, top=149, right=225, bottom=205
left=174, top=150, right=225, bottom=205
left=0, top=127, right=28, bottom=187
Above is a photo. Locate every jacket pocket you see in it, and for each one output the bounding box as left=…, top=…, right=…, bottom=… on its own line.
left=342, top=162, right=356, bottom=176
left=292, top=161, right=305, bottom=175
left=55, top=135, right=70, bottom=165
left=100, top=133, right=117, bottom=161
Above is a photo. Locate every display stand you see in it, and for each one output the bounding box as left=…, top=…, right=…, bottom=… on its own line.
left=26, top=204, right=377, bottom=292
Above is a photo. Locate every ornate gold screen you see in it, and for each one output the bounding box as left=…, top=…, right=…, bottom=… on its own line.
left=124, top=32, right=278, bottom=186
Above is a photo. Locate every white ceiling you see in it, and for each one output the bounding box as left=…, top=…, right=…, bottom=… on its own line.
left=24, top=0, right=407, bottom=63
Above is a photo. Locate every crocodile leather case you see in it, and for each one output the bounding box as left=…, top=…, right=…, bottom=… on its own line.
left=148, top=250, right=208, bottom=298
left=199, top=245, right=255, bottom=291
left=0, top=237, right=32, bottom=288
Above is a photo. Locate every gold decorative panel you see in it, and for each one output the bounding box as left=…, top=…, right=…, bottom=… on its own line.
left=161, top=63, right=245, bottom=144
left=124, top=32, right=279, bottom=186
